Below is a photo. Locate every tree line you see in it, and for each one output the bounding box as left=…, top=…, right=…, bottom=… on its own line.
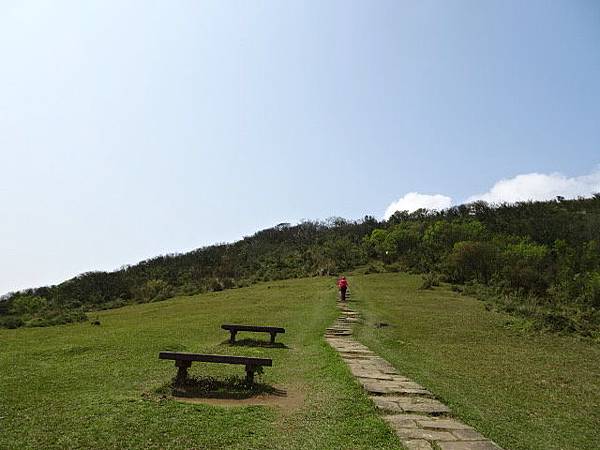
left=1, top=195, right=599, bottom=336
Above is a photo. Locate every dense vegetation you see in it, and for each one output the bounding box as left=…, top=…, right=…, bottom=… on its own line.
left=2, top=195, right=600, bottom=335
left=366, top=196, right=600, bottom=336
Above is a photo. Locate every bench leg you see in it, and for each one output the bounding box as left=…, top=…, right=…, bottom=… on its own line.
left=245, top=366, right=255, bottom=384
left=175, top=360, right=192, bottom=384
left=270, top=332, right=276, bottom=344
left=229, top=330, right=237, bottom=344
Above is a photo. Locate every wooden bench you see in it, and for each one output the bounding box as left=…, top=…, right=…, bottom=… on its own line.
left=221, top=324, right=285, bottom=344
left=159, top=351, right=272, bottom=384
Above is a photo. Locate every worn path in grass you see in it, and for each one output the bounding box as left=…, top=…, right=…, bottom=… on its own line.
left=349, top=272, right=600, bottom=450
left=0, top=278, right=403, bottom=450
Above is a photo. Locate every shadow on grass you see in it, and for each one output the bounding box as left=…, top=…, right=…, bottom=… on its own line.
left=220, top=338, right=289, bottom=349
left=156, top=375, right=286, bottom=399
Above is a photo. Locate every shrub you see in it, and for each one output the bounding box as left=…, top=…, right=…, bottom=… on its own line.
left=419, top=273, right=440, bottom=290
left=8, top=295, right=47, bottom=316
left=501, top=241, right=550, bottom=295
left=0, top=316, right=24, bottom=329
left=444, top=241, right=499, bottom=284
left=209, top=279, right=224, bottom=292
left=582, top=271, right=600, bottom=308
left=365, top=264, right=382, bottom=274
left=423, top=220, right=486, bottom=254
left=384, top=262, right=403, bottom=273
left=136, top=279, right=173, bottom=302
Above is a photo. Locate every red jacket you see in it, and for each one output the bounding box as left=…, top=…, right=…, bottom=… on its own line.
left=338, top=278, right=348, bottom=289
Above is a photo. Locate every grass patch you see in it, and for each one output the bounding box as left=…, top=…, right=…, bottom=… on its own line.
left=6, top=272, right=595, bottom=448
left=0, top=277, right=402, bottom=449
left=351, top=272, right=600, bottom=450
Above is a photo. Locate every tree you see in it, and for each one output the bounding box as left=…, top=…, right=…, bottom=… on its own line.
left=444, top=241, right=498, bottom=284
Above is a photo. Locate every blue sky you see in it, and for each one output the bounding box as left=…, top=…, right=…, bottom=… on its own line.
left=1, top=0, right=599, bottom=294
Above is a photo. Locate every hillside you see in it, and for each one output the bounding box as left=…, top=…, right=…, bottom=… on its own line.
left=2, top=196, right=600, bottom=335
left=1, top=275, right=598, bottom=449
left=0, top=278, right=402, bottom=450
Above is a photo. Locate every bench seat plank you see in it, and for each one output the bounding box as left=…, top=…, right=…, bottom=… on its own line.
left=159, top=351, right=272, bottom=367
left=221, top=324, right=285, bottom=333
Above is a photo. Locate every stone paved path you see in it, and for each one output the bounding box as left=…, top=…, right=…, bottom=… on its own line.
left=325, top=301, right=504, bottom=450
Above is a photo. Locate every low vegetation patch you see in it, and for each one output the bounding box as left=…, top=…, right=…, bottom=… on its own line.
left=419, top=272, right=441, bottom=290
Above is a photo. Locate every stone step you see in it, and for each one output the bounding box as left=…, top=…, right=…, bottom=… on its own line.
left=370, top=396, right=451, bottom=415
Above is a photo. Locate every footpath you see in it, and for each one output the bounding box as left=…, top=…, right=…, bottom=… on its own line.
left=325, top=299, right=504, bottom=450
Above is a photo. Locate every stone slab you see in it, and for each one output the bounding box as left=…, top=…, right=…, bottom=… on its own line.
left=375, top=396, right=451, bottom=414
left=417, top=419, right=473, bottom=431
left=361, top=381, right=392, bottom=394
left=400, top=402, right=450, bottom=414
left=437, top=442, right=502, bottom=450
left=402, top=440, right=434, bottom=450
left=385, top=414, right=433, bottom=421
left=355, top=372, right=394, bottom=381
left=370, top=396, right=400, bottom=411
left=392, top=388, right=432, bottom=396
left=383, top=418, right=418, bottom=428
left=395, top=427, right=457, bottom=441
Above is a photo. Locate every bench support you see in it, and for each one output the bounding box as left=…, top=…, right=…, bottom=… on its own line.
left=175, top=360, right=191, bottom=384
left=245, top=365, right=255, bottom=384
left=270, top=332, right=277, bottom=344
left=229, top=330, right=237, bottom=344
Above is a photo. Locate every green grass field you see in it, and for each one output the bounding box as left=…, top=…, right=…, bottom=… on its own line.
left=351, top=273, right=600, bottom=450
left=2, top=273, right=599, bottom=449
left=0, top=278, right=401, bottom=450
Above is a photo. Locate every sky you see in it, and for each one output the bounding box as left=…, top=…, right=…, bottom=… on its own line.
left=1, top=0, right=599, bottom=295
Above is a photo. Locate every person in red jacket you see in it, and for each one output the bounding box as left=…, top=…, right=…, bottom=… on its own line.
left=337, top=276, right=348, bottom=302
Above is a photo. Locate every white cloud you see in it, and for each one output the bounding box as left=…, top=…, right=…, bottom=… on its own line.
left=384, top=192, right=453, bottom=218
left=384, top=168, right=600, bottom=219
left=466, top=169, right=600, bottom=204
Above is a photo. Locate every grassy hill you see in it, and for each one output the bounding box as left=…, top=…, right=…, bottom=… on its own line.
left=3, top=196, right=600, bottom=336
left=2, top=273, right=599, bottom=449
left=0, top=277, right=400, bottom=450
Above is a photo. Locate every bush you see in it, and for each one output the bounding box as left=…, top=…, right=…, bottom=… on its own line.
left=384, top=262, right=403, bottom=273
left=46, top=310, right=88, bottom=326
left=0, top=316, right=24, bottom=329
left=136, top=279, right=173, bottom=302
left=8, top=295, right=47, bottom=316
left=444, top=241, right=498, bottom=284
left=365, top=264, right=382, bottom=274
left=582, top=272, right=600, bottom=308
left=423, top=220, right=486, bottom=255
left=501, top=241, right=550, bottom=295
left=209, top=279, right=224, bottom=292
left=419, top=273, right=440, bottom=290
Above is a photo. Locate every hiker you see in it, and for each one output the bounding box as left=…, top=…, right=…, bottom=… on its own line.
left=337, top=276, right=348, bottom=302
